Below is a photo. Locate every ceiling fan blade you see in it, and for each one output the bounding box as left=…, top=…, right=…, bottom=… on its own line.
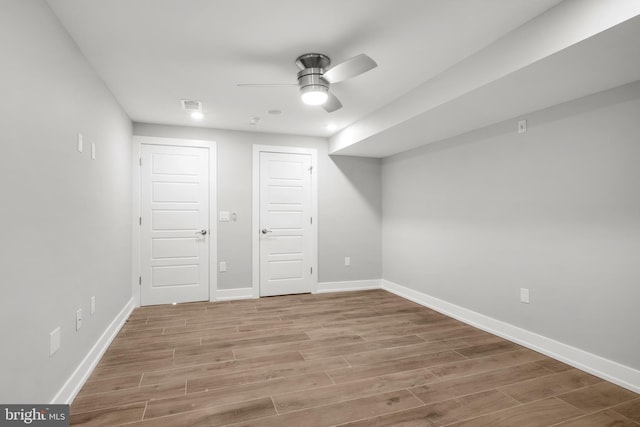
left=236, top=83, right=297, bottom=87
left=322, top=54, right=377, bottom=84
left=322, top=92, right=342, bottom=113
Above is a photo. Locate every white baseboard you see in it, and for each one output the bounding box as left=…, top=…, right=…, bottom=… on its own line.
left=213, top=288, right=256, bottom=301
left=381, top=279, right=640, bottom=394
left=213, top=281, right=382, bottom=300
left=51, top=297, right=135, bottom=404
left=315, top=279, right=382, bottom=294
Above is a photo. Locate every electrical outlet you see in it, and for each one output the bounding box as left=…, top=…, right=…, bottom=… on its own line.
left=90, top=296, right=96, bottom=315
left=76, top=309, right=82, bottom=330
left=219, top=261, right=227, bottom=272
left=345, top=257, right=351, bottom=267
left=49, top=327, right=61, bottom=356
left=518, top=120, right=527, bottom=134
left=520, top=288, right=530, bottom=304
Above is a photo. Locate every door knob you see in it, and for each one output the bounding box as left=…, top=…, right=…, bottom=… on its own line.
left=261, top=228, right=272, bottom=234
left=196, top=230, right=207, bottom=235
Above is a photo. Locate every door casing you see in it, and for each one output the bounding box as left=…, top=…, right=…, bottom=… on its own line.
left=252, top=145, right=318, bottom=298
left=132, top=136, right=217, bottom=307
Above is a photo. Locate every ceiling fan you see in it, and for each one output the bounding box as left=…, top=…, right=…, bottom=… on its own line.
left=238, top=53, right=377, bottom=113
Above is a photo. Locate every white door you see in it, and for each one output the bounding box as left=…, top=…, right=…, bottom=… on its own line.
left=259, top=151, right=314, bottom=296
left=140, top=144, right=210, bottom=306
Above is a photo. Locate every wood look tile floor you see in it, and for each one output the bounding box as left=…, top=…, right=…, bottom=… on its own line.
left=70, top=290, right=640, bottom=426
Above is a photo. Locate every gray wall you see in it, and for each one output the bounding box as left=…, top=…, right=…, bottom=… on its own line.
left=133, top=124, right=382, bottom=288
left=0, top=1, right=133, bottom=402
left=382, top=82, right=640, bottom=370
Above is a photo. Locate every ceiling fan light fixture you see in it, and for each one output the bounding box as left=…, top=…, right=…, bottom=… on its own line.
left=240, top=53, right=376, bottom=113
left=300, top=85, right=328, bottom=105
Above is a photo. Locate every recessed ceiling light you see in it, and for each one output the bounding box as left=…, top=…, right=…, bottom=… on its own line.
left=190, top=111, right=204, bottom=120
left=326, top=123, right=337, bottom=131
left=267, top=109, right=283, bottom=115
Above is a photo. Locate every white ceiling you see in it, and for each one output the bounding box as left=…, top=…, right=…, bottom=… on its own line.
left=46, top=0, right=562, bottom=138
left=329, top=3, right=640, bottom=157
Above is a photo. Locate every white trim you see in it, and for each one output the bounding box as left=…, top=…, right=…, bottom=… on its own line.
left=213, top=288, right=257, bottom=301
left=131, top=139, right=141, bottom=306
left=252, top=145, right=318, bottom=297
left=315, top=279, right=382, bottom=294
left=51, top=298, right=135, bottom=404
left=207, top=144, right=218, bottom=303
left=132, top=136, right=218, bottom=306
left=381, top=279, right=640, bottom=394
left=134, top=136, right=213, bottom=149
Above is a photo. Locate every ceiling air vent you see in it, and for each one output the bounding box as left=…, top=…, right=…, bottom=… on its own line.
left=181, top=100, right=202, bottom=112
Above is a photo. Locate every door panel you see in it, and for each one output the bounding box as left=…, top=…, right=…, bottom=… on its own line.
left=152, top=153, right=200, bottom=175
left=152, top=237, right=199, bottom=259
left=259, top=152, right=313, bottom=296
left=151, top=264, right=200, bottom=287
left=152, top=182, right=199, bottom=202
left=152, top=210, right=199, bottom=230
left=141, top=144, right=210, bottom=306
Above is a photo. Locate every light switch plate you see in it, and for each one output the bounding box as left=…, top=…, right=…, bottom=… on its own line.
left=219, top=211, right=230, bottom=222
left=91, top=142, right=96, bottom=160
left=219, top=261, right=227, bottom=272
left=50, top=327, right=61, bottom=356
left=90, top=296, right=96, bottom=315
left=77, top=133, right=83, bottom=153
left=520, top=288, right=530, bottom=304
left=518, top=120, right=527, bottom=134
left=76, top=309, right=82, bottom=330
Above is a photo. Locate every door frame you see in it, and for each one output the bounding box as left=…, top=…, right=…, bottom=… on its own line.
left=252, top=145, right=318, bottom=297
left=132, top=136, right=217, bottom=307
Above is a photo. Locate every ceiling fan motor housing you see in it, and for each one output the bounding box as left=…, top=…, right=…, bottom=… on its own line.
left=296, top=53, right=331, bottom=95
left=297, top=67, right=329, bottom=94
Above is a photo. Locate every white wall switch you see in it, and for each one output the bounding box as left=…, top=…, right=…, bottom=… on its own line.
left=520, top=288, right=530, bottom=304
left=76, top=309, right=82, bottom=330
left=91, top=142, right=96, bottom=160
left=49, top=327, right=61, bottom=356
left=345, top=257, right=351, bottom=267
left=518, top=120, right=527, bottom=134
left=219, top=211, right=230, bottom=222
left=90, top=296, right=96, bottom=315
left=77, top=133, right=84, bottom=153
left=219, top=261, right=227, bottom=272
